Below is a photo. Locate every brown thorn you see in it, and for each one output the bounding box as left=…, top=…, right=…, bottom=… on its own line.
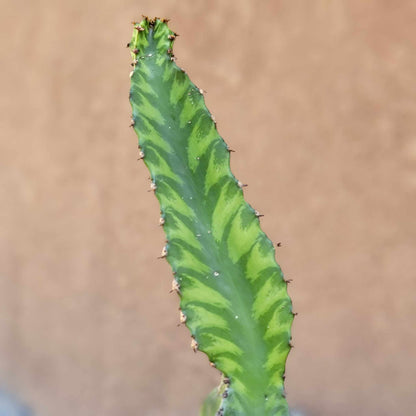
left=191, top=338, right=198, bottom=353
left=178, top=310, right=187, bottom=325
left=169, top=279, right=181, bottom=295
left=157, top=246, right=168, bottom=259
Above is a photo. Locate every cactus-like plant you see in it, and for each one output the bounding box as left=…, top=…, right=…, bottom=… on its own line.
left=128, top=17, right=294, bottom=415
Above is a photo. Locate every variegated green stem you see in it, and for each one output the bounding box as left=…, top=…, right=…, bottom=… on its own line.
left=128, top=17, right=294, bottom=416
left=200, top=385, right=226, bottom=416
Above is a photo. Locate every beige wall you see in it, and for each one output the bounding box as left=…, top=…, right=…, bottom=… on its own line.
left=1, top=1, right=415, bottom=415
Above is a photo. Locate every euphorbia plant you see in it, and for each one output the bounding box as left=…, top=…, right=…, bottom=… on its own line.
left=128, top=17, right=294, bottom=415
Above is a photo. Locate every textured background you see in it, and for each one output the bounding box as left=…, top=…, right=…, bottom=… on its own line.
left=1, top=1, right=415, bottom=415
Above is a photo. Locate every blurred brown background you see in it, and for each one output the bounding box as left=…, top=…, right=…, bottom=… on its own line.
left=1, top=0, right=415, bottom=415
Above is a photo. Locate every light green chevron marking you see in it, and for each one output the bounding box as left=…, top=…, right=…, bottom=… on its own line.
left=128, top=17, right=294, bottom=416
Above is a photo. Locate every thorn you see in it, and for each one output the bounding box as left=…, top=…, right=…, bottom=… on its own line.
left=179, top=310, right=187, bottom=324
left=133, top=48, right=139, bottom=54
left=129, top=71, right=134, bottom=78
left=126, top=42, right=131, bottom=48
left=129, top=119, right=135, bottom=127
left=162, top=18, right=170, bottom=23
left=157, top=245, right=168, bottom=259
left=135, top=25, right=145, bottom=32
left=191, top=337, right=198, bottom=353
left=148, top=182, right=157, bottom=192
left=285, top=278, right=293, bottom=284
left=237, top=180, right=248, bottom=189
left=209, top=362, right=216, bottom=368
left=169, top=279, right=181, bottom=295
left=168, top=34, right=176, bottom=40
left=222, top=390, right=228, bottom=398
left=276, top=242, right=282, bottom=247
left=170, top=56, right=177, bottom=62
left=223, top=377, right=230, bottom=385
left=167, top=48, right=173, bottom=55
left=254, top=210, right=264, bottom=218
left=292, top=311, right=298, bottom=316
left=137, top=151, right=145, bottom=160
left=198, top=88, right=206, bottom=95
left=210, top=113, right=216, bottom=124
left=289, top=342, right=294, bottom=349
left=159, top=217, right=165, bottom=226
left=226, top=146, right=235, bottom=153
